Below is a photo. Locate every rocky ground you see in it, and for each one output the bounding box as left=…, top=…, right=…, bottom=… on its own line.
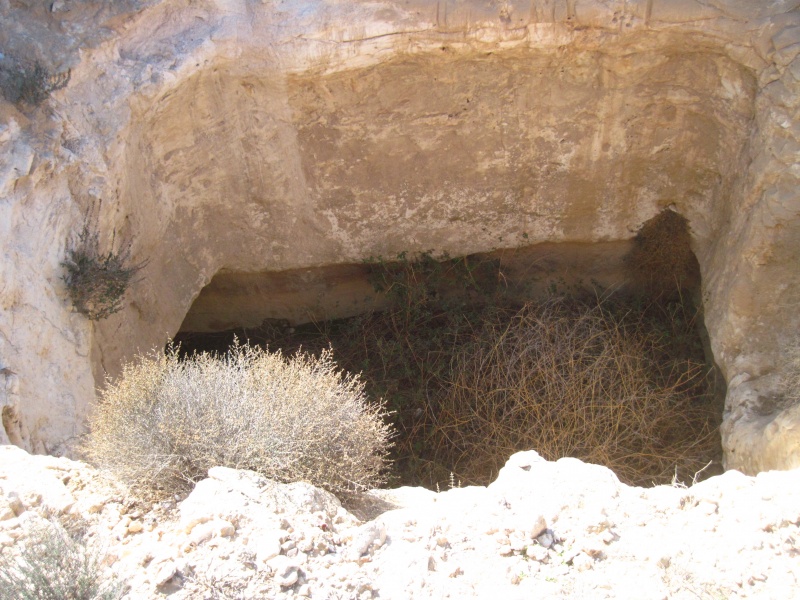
left=1, top=444, right=799, bottom=599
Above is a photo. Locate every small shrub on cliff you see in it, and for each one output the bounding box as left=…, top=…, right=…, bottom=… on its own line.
left=0, top=59, right=70, bottom=106
left=84, top=343, right=392, bottom=498
left=62, top=211, right=146, bottom=320
left=0, top=519, right=122, bottom=600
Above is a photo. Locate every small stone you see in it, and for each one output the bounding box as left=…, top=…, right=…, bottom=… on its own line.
left=5, top=493, right=23, bottom=517
left=22, top=492, right=42, bottom=509
left=79, top=494, right=106, bottom=515
left=270, top=556, right=300, bottom=588
left=181, top=515, right=210, bottom=535
left=347, top=522, right=386, bottom=560
left=189, top=521, right=215, bottom=546
left=537, top=531, right=555, bottom=548
left=127, top=520, right=143, bottom=534
left=0, top=501, right=15, bottom=521
left=154, top=561, right=178, bottom=587
left=449, top=567, right=464, bottom=578
left=561, top=548, right=580, bottom=565
left=112, top=516, right=132, bottom=539
left=580, top=536, right=607, bottom=559
left=521, top=514, right=548, bottom=540
left=298, top=537, right=314, bottom=553
left=428, top=556, right=436, bottom=571
left=572, top=552, right=594, bottom=572
left=525, top=544, right=549, bottom=562
left=217, top=520, right=236, bottom=537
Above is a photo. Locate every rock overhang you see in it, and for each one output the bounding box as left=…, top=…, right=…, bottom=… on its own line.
left=0, top=0, right=798, bottom=474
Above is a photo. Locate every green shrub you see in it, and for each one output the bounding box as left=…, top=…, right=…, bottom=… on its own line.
left=0, top=59, right=70, bottom=106
left=0, top=519, right=122, bottom=600
left=62, top=212, right=146, bottom=320
left=84, top=343, right=392, bottom=498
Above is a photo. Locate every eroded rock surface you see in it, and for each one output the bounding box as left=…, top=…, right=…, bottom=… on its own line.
left=0, top=0, right=799, bottom=471
left=1, top=446, right=799, bottom=599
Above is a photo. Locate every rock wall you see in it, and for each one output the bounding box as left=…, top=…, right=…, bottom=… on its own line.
left=0, top=0, right=798, bottom=471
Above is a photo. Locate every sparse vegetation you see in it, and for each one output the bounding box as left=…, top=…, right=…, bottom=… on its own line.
left=0, top=518, right=122, bottom=600
left=84, top=342, right=392, bottom=499
left=176, top=246, right=720, bottom=490
left=0, top=59, right=70, bottom=106
left=429, top=297, right=718, bottom=486
left=62, top=208, right=146, bottom=320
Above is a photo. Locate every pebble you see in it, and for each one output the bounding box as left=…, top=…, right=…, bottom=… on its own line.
left=270, top=556, right=301, bottom=588
left=572, top=552, right=594, bottom=572
left=347, top=522, right=386, bottom=560
left=537, top=531, right=555, bottom=548
left=153, top=560, right=178, bottom=587
left=127, top=520, right=144, bottom=534
left=525, top=544, right=549, bottom=561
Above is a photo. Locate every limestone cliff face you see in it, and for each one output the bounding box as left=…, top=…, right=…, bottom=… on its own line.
left=0, top=0, right=798, bottom=472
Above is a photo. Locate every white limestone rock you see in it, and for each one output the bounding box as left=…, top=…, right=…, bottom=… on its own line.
left=4, top=449, right=800, bottom=598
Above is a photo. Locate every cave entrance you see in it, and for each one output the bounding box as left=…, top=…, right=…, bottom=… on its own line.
left=175, top=212, right=723, bottom=489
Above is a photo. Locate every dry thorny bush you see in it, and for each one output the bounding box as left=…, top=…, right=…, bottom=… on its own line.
left=0, top=58, right=70, bottom=107
left=62, top=206, right=147, bottom=321
left=0, top=516, right=123, bottom=600
left=429, top=298, right=719, bottom=487
left=84, top=342, right=392, bottom=499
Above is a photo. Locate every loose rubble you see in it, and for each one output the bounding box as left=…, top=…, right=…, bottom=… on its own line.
left=1, top=445, right=798, bottom=599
